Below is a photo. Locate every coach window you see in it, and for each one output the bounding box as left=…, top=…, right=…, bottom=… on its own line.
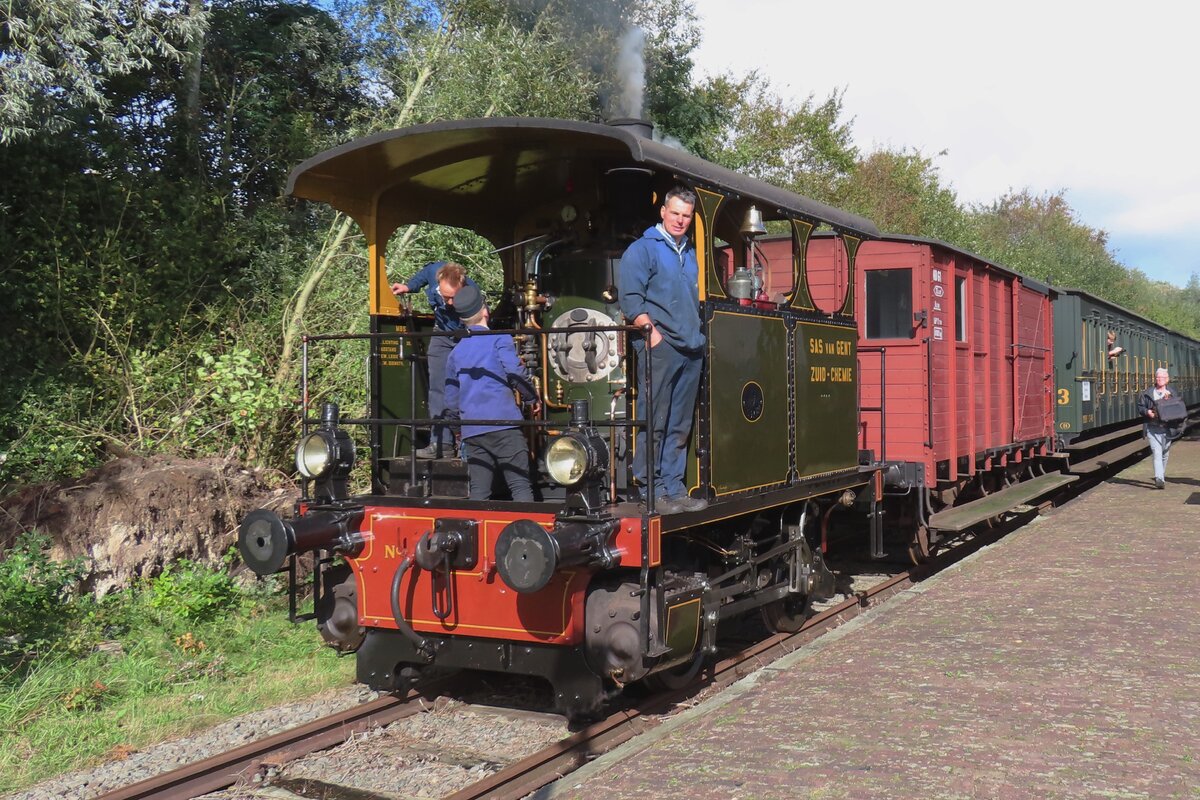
left=1107, top=319, right=1117, bottom=394
left=954, top=276, right=967, bottom=342
left=1122, top=328, right=1129, bottom=391
left=865, top=269, right=913, bottom=339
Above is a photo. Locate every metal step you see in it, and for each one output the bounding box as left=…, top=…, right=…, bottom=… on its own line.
left=928, top=472, right=1079, bottom=533
left=1067, top=438, right=1148, bottom=475
left=1060, top=421, right=1143, bottom=452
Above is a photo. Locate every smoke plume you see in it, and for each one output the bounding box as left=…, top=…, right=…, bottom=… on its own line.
left=616, top=27, right=646, bottom=119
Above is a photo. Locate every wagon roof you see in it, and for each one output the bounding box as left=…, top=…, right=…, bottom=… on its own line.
left=806, top=230, right=1052, bottom=295
left=287, top=117, right=879, bottom=239
left=1056, top=287, right=1200, bottom=342
left=878, top=233, right=1054, bottom=296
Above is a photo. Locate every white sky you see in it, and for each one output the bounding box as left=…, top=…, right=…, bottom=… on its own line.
left=689, top=0, right=1200, bottom=288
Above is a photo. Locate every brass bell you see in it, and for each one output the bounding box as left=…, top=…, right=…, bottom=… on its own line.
left=740, top=204, right=767, bottom=237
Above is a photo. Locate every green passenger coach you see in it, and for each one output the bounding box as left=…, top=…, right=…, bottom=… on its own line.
left=1052, top=288, right=1200, bottom=444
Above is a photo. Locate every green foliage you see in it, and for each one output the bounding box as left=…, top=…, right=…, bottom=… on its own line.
left=0, top=382, right=106, bottom=486
left=682, top=74, right=858, bottom=202
left=387, top=224, right=505, bottom=298
left=836, top=148, right=971, bottom=244
left=417, top=23, right=602, bottom=120
left=128, top=337, right=287, bottom=455
left=197, top=0, right=365, bottom=207
left=0, top=0, right=364, bottom=489
left=967, top=190, right=1130, bottom=297
left=146, top=558, right=241, bottom=624
left=0, top=572, right=352, bottom=794
left=0, top=531, right=89, bottom=664
left=0, top=0, right=208, bottom=142
left=0, top=326, right=287, bottom=486
left=1110, top=269, right=1200, bottom=339
left=639, top=0, right=718, bottom=150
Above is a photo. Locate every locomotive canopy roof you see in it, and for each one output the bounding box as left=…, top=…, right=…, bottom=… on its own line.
left=287, top=117, right=880, bottom=243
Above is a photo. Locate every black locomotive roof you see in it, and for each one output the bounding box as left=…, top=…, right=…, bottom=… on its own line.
left=287, top=117, right=879, bottom=240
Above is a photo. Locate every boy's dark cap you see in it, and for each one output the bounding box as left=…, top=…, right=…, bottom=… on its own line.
left=453, top=283, right=484, bottom=318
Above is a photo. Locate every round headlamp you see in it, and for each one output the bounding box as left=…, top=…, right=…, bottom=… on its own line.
left=296, top=432, right=334, bottom=479
left=295, top=403, right=357, bottom=502
left=546, top=435, right=589, bottom=486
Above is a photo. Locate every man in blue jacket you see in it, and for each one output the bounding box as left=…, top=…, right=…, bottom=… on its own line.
left=618, top=186, right=708, bottom=513
left=443, top=284, right=539, bottom=501
left=392, top=261, right=480, bottom=458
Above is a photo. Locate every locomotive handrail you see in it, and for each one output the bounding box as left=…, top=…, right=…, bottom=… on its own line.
left=305, top=416, right=645, bottom=430
left=300, top=320, right=659, bottom=513
left=303, top=323, right=644, bottom=341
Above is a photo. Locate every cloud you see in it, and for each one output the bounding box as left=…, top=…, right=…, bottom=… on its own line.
left=689, top=0, right=1200, bottom=287
left=1106, top=191, right=1200, bottom=235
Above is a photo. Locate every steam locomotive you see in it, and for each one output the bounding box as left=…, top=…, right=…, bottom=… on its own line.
left=238, top=118, right=1198, bottom=715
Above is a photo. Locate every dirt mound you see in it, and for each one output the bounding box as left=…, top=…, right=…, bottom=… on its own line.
left=0, top=456, right=297, bottom=595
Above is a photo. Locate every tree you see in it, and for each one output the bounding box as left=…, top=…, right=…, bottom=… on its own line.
left=836, top=148, right=970, bottom=244
left=967, top=190, right=1132, bottom=303
left=0, top=0, right=208, bottom=142
left=0, top=0, right=367, bottom=483
left=193, top=0, right=366, bottom=207
left=1121, top=271, right=1200, bottom=339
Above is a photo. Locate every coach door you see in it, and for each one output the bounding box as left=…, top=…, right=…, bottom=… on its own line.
left=857, top=246, right=924, bottom=468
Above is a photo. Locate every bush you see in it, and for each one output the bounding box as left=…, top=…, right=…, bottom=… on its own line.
left=0, top=531, right=89, bottom=664
left=124, top=334, right=287, bottom=459
left=147, top=559, right=241, bottom=625
left=0, top=382, right=106, bottom=488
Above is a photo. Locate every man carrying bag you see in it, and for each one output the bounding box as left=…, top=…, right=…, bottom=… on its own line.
left=1137, top=367, right=1185, bottom=489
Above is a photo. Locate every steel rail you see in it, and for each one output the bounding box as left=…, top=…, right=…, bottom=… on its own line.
left=444, top=570, right=917, bottom=800
left=93, top=685, right=450, bottom=800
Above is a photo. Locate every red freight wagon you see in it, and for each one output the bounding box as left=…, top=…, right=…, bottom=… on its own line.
left=737, top=233, right=1071, bottom=560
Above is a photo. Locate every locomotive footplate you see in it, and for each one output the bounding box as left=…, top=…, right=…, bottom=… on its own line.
left=355, top=628, right=604, bottom=716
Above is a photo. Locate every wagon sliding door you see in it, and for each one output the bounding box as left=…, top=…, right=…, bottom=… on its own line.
left=1012, top=283, right=1053, bottom=442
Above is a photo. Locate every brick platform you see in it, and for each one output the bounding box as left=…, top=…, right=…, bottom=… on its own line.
left=539, top=438, right=1200, bottom=799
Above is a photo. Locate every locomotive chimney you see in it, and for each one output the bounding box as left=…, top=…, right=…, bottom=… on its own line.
left=609, top=117, right=654, bottom=139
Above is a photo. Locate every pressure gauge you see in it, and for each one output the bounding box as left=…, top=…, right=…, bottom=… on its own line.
left=561, top=204, right=578, bottom=223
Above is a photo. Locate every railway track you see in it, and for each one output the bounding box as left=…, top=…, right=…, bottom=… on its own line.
left=93, top=558, right=946, bottom=800
left=93, top=451, right=1144, bottom=800
left=93, top=686, right=445, bottom=800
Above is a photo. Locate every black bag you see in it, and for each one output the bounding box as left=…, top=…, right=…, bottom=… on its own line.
left=1155, top=396, right=1187, bottom=423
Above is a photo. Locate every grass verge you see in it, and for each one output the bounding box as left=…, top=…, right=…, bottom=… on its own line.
left=0, top=535, right=355, bottom=794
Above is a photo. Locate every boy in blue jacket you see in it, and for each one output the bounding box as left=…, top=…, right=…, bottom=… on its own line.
left=444, top=284, right=539, bottom=501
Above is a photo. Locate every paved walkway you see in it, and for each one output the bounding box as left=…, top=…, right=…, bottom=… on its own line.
left=539, top=438, right=1200, bottom=799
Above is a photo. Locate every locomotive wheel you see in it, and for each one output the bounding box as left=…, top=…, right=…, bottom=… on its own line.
left=907, top=524, right=933, bottom=565
left=642, top=651, right=706, bottom=692
left=760, top=591, right=812, bottom=633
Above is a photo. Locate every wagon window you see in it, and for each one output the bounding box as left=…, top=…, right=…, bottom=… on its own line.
left=865, top=268, right=913, bottom=339
left=955, top=276, right=967, bottom=342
